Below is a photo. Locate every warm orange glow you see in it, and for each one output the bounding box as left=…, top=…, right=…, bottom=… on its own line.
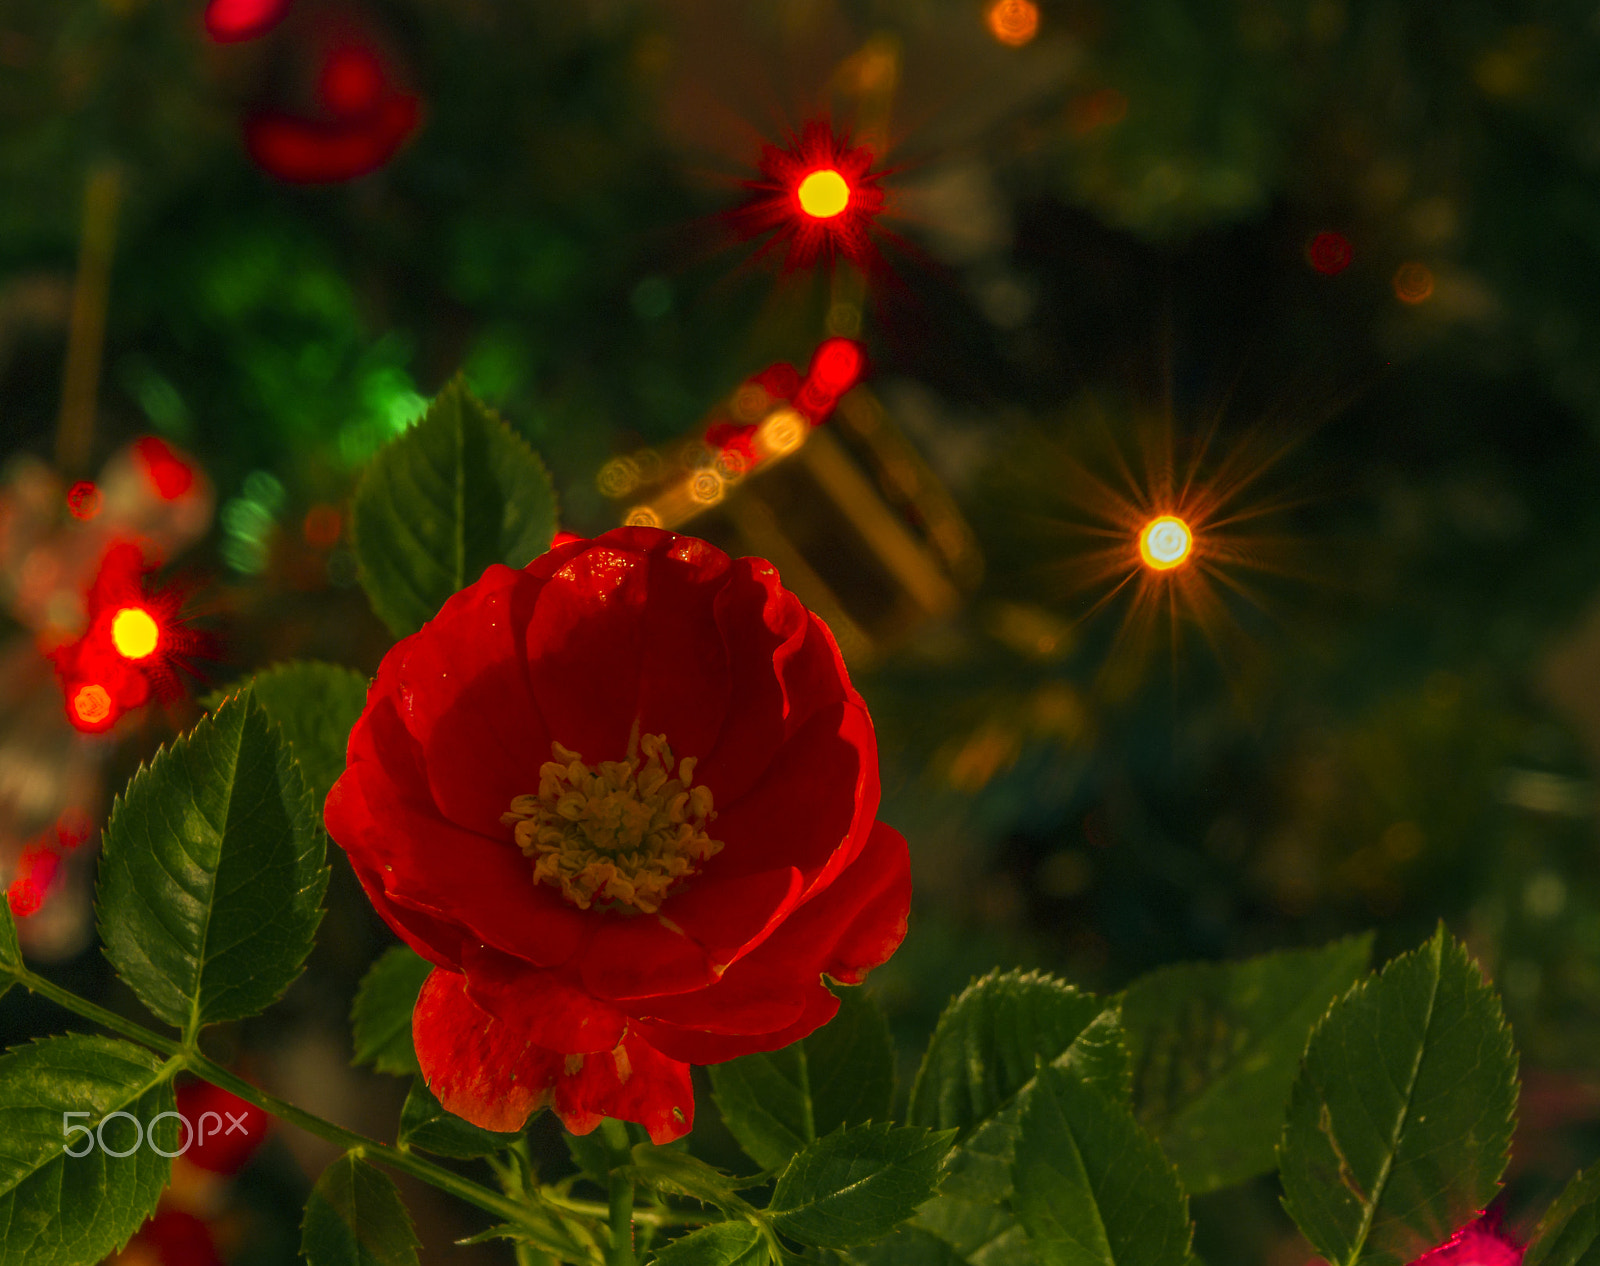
left=111, top=607, right=161, bottom=660
left=1138, top=516, right=1193, bottom=571
left=70, top=684, right=114, bottom=728
left=797, top=169, right=851, bottom=219
left=1393, top=262, right=1435, bottom=304
left=987, top=0, right=1040, bottom=46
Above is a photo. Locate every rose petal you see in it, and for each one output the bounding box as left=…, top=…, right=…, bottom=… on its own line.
left=555, top=1031, right=695, bottom=1144
left=634, top=536, right=732, bottom=764
left=339, top=692, right=586, bottom=968
left=634, top=979, right=839, bottom=1066
left=414, top=968, right=561, bottom=1132
left=577, top=911, right=717, bottom=1002
left=396, top=564, right=556, bottom=835
left=706, top=700, right=877, bottom=881
left=461, top=943, right=627, bottom=1055
left=415, top=970, right=693, bottom=1142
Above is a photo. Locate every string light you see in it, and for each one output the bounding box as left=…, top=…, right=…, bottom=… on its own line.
left=1138, top=516, right=1194, bottom=571
left=986, top=0, right=1040, bottom=47
left=797, top=169, right=851, bottom=219
left=69, top=683, right=116, bottom=731
left=111, top=606, right=161, bottom=660
left=730, top=118, right=887, bottom=271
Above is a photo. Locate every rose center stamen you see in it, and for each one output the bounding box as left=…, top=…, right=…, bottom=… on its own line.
left=501, top=732, right=722, bottom=914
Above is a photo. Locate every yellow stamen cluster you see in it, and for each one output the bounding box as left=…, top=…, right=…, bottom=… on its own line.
left=501, top=733, right=722, bottom=913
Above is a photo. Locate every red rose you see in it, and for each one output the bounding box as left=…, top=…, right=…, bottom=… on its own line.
left=326, top=527, right=911, bottom=1143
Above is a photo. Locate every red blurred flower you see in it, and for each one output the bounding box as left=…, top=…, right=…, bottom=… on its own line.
left=1407, top=1215, right=1523, bottom=1266
left=326, top=527, right=911, bottom=1142
left=246, top=43, right=420, bottom=183
left=729, top=118, right=888, bottom=272
left=176, top=1080, right=273, bottom=1176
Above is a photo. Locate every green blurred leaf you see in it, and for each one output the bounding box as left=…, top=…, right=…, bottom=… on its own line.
left=853, top=1226, right=971, bottom=1266
left=566, top=1119, right=631, bottom=1185
left=1123, top=934, right=1372, bottom=1193
left=350, top=375, right=557, bottom=638
left=302, top=1152, right=420, bottom=1266
left=350, top=945, right=433, bottom=1076
left=770, top=1123, right=953, bottom=1250
left=234, top=661, right=369, bottom=807
left=0, top=1035, right=178, bottom=1266
left=1278, top=926, right=1518, bottom=1266
left=97, top=690, right=328, bottom=1038
left=913, top=1010, right=1130, bottom=1266
left=397, top=1076, right=519, bottom=1157
left=711, top=986, right=895, bottom=1170
left=1012, top=1063, right=1192, bottom=1266
left=1527, top=1166, right=1600, bottom=1266
left=909, top=970, right=1107, bottom=1138
left=653, top=1222, right=770, bottom=1266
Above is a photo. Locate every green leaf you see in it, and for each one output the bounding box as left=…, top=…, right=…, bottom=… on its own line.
left=712, top=986, right=896, bottom=1170
left=97, top=690, right=328, bottom=1037
left=913, top=1010, right=1130, bottom=1266
left=1012, top=1063, right=1193, bottom=1266
left=770, top=1123, right=953, bottom=1250
left=397, top=1076, right=520, bottom=1157
left=1277, top=926, right=1518, bottom=1266
left=909, top=971, right=1107, bottom=1137
left=234, top=662, right=369, bottom=807
left=1527, top=1166, right=1600, bottom=1266
left=456, top=1210, right=602, bottom=1261
left=653, top=1223, right=770, bottom=1266
left=350, top=375, right=558, bottom=638
left=302, top=1152, right=421, bottom=1266
left=626, top=1143, right=758, bottom=1219
left=1123, top=935, right=1372, bottom=1194
left=350, top=946, right=433, bottom=1076
left=0, top=1034, right=178, bottom=1266
left=852, top=1227, right=970, bottom=1266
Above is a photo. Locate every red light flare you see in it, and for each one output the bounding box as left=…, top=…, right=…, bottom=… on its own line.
left=246, top=41, right=420, bottom=184
left=205, top=0, right=293, bottom=42
left=134, top=436, right=196, bottom=501
left=1407, top=1214, right=1522, bottom=1266
left=1308, top=231, right=1354, bottom=275
left=1012, top=401, right=1327, bottom=691
left=66, top=480, right=102, bottom=520
left=728, top=118, right=889, bottom=272
left=7, top=844, right=61, bottom=917
left=50, top=541, right=214, bottom=725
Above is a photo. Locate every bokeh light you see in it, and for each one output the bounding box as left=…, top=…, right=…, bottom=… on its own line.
left=69, top=683, right=115, bottom=731
left=1138, top=515, right=1194, bottom=570
left=987, top=0, right=1041, bottom=46
left=111, top=606, right=161, bottom=660
left=66, top=480, right=101, bottom=521
left=798, top=169, right=851, bottom=219
left=1394, top=262, right=1436, bottom=304
left=203, top=0, right=291, bottom=42
left=1308, top=231, right=1353, bottom=275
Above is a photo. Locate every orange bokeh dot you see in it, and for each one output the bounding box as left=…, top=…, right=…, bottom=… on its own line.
left=1138, top=515, right=1194, bottom=571
left=70, top=683, right=115, bottom=729
left=1393, top=262, right=1436, bottom=304
left=987, top=0, right=1040, bottom=46
left=797, top=169, right=851, bottom=219
left=111, top=607, right=160, bottom=660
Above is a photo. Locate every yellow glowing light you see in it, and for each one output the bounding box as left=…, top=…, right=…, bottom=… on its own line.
left=1138, top=516, right=1193, bottom=571
left=986, top=0, right=1040, bottom=46
left=111, top=607, right=160, bottom=659
left=797, top=169, right=851, bottom=219
left=756, top=408, right=808, bottom=459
